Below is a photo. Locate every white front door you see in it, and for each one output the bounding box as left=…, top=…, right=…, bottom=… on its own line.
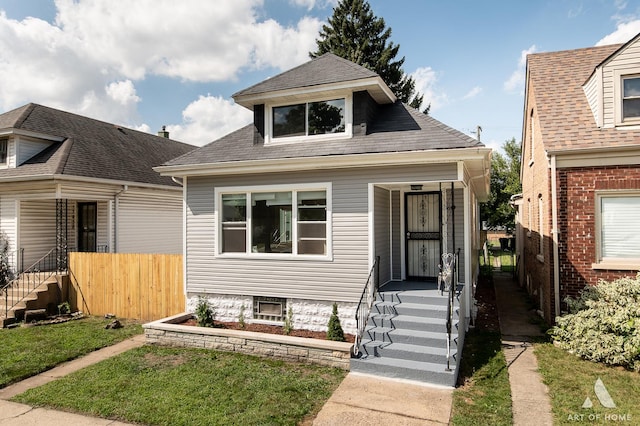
left=405, top=192, right=441, bottom=280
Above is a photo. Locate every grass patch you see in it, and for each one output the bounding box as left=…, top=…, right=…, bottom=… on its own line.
left=535, top=343, right=640, bottom=425
left=451, top=330, right=512, bottom=426
left=0, top=316, right=142, bottom=388
left=13, top=345, right=346, bottom=425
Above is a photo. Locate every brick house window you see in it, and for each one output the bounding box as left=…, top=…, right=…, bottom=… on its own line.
left=622, top=76, right=640, bottom=120
left=529, top=109, right=535, bottom=165
left=595, top=193, right=640, bottom=268
left=538, top=195, right=543, bottom=256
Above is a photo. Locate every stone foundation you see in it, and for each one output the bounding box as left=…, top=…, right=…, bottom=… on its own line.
left=143, top=313, right=353, bottom=370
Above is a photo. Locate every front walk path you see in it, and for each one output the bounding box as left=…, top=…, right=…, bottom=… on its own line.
left=494, top=271, right=554, bottom=426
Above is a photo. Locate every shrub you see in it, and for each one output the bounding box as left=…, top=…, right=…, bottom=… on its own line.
left=195, top=296, right=215, bottom=328
left=550, top=273, right=640, bottom=371
left=327, top=303, right=345, bottom=342
left=238, top=305, right=246, bottom=329
left=283, top=307, right=293, bottom=335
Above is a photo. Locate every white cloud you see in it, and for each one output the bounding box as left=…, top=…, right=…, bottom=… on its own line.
left=409, top=66, right=448, bottom=111
left=289, top=0, right=337, bottom=10
left=504, top=45, right=537, bottom=94
left=463, top=86, right=483, bottom=100
left=167, top=95, right=253, bottom=146
left=0, top=1, right=321, bottom=132
left=596, top=19, right=640, bottom=46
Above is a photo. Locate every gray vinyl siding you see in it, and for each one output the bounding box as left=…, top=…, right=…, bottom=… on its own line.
left=602, top=40, right=640, bottom=127
left=391, top=190, right=401, bottom=280
left=20, top=200, right=56, bottom=267
left=16, top=138, right=52, bottom=166
left=185, top=163, right=458, bottom=302
left=116, top=192, right=183, bottom=254
left=374, top=187, right=391, bottom=285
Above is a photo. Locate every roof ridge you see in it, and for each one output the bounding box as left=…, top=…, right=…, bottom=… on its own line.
left=12, top=103, right=38, bottom=128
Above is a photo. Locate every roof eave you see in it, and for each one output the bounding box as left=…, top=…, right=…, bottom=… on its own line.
left=233, top=76, right=396, bottom=110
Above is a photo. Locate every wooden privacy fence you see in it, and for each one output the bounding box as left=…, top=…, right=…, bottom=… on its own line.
left=68, top=252, right=184, bottom=321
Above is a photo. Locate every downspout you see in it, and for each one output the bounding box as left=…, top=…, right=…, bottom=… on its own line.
left=550, top=155, right=560, bottom=320
left=114, top=185, right=128, bottom=253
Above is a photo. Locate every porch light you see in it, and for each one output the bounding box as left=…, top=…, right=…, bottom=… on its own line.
left=410, top=184, right=423, bottom=191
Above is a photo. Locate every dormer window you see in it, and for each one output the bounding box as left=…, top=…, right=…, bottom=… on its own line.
left=273, top=98, right=345, bottom=139
left=622, top=76, right=640, bottom=120
left=0, top=138, right=7, bottom=164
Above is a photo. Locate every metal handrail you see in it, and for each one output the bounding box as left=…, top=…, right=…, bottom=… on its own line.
left=2, top=248, right=64, bottom=320
left=440, top=250, right=460, bottom=371
left=353, top=256, right=380, bottom=356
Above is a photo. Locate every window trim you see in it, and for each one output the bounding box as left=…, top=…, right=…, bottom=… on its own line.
left=215, top=183, right=333, bottom=260
left=593, top=190, right=640, bottom=270
left=264, top=94, right=352, bottom=145
left=614, top=71, right=640, bottom=127
left=0, top=138, right=7, bottom=166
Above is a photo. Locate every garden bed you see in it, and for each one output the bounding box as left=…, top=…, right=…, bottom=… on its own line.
left=143, top=313, right=353, bottom=370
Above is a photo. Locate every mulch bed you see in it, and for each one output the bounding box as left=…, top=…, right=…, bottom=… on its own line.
left=473, top=274, right=501, bottom=332
left=179, top=317, right=355, bottom=343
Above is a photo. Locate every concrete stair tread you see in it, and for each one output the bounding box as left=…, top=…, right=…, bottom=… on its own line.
left=361, top=340, right=450, bottom=356
left=366, top=326, right=457, bottom=339
left=352, top=355, right=455, bottom=375
left=375, top=301, right=449, bottom=311
left=371, top=314, right=446, bottom=324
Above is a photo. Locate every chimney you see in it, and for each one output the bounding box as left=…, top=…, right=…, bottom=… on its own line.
left=157, top=125, right=169, bottom=138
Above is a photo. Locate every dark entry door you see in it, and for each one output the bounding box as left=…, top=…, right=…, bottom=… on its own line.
left=405, top=192, right=441, bottom=280
left=78, top=202, right=97, bottom=252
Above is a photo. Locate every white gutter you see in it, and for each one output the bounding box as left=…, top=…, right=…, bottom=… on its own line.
left=0, top=174, right=183, bottom=192
left=550, top=155, right=560, bottom=319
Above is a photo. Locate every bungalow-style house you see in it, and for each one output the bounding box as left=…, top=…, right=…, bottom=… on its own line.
left=156, top=53, right=491, bottom=386
left=519, top=33, right=640, bottom=324
left=0, top=103, right=194, bottom=269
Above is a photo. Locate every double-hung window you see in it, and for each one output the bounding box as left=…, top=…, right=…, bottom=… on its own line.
left=218, top=185, right=330, bottom=258
left=622, top=76, right=640, bottom=121
left=272, top=98, right=346, bottom=139
left=595, top=193, right=640, bottom=269
left=0, top=138, right=7, bottom=165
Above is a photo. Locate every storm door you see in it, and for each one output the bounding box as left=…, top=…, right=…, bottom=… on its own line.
left=405, top=192, right=441, bottom=280
left=77, top=202, right=97, bottom=252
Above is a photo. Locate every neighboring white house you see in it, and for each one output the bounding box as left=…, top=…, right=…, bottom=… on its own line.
left=0, top=103, right=195, bottom=269
left=156, top=54, right=491, bottom=384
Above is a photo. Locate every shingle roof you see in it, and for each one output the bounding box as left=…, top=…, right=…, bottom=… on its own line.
left=0, top=103, right=195, bottom=186
left=233, top=53, right=379, bottom=98
left=527, top=43, right=640, bottom=152
left=164, top=101, right=483, bottom=167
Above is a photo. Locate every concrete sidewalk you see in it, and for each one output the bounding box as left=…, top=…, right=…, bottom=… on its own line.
left=0, top=335, right=145, bottom=425
left=493, top=272, right=554, bottom=426
left=312, top=373, right=453, bottom=425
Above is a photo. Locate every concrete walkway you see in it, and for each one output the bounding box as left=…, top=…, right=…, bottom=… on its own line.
left=312, top=373, right=453, bottom=425
left=493, top=272, right=554, bottom=426
left=0, top=335, right=145, bottom=425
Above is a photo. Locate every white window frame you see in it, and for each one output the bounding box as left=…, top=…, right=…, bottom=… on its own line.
left=537, top=195, right=544, bottom=262
left=0, top=138, right=7, bottom=166
left=264, top=94, right=352, bottom=145
left=593, top=191, right=640, bottom=270
left=529, top=109, right=535, bottom=166
left=215, top=183, right=332, bottom=261
left=614, top=71, right=640, bottom=127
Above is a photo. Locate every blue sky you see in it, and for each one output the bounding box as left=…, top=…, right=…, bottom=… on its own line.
left=1, top=0, right=639, bottom=152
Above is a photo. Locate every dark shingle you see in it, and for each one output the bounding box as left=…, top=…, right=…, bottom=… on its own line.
left=0, top=104, right=195, bottom=186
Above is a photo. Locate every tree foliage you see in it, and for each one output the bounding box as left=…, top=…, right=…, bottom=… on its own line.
left=310, top=0, right=426, bottom=111
left=481, top=138, right=522, bottom=229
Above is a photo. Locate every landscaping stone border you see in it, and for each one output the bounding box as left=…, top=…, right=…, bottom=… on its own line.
left=143, top=313, right=353, bottom=370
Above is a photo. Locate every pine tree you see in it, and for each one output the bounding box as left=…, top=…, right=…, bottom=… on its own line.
left=310, top=0, right=425, bottom=110
left=326, top=303, right=345, bottom=342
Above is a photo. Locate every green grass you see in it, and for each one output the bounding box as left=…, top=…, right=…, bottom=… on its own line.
left=451, top=330, right=512, bottom=426
left=13, top=345, right=346, bottom=426
left=0, top=316, right=142, bottom=388
left=480, top=249, right=516, bottom=273
left=535, top=343, right=640, bottom=425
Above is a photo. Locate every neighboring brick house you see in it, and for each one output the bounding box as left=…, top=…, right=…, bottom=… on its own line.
left=519, top=33, right=640, bottom=324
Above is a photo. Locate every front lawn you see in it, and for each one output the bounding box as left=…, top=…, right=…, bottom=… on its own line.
left=535, top=342, right=640, bottom=425
left=13, top=345, right=346, bottom=426
left=0, top=316, right=142, bottom=388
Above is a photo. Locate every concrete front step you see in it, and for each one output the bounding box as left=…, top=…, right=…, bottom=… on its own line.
left=377, top=290, right=452, bottom=306
left=373, top=301, right=449, bottom=318
left=358, top=340, right=454, bottom=364
left=350, top=354, right=457, bottom=387
left=370, top=313, right=448, bottom=332
left=366, top=326, right=457, bottom=347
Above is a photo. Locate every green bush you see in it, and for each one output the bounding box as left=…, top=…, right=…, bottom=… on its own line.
left=195, top=296, right=215, bottom=328
left=550, top=273, right=640, bottom=371
left=326, top=303, right=345, bottom=342
left=283, top=307, right=293, bottom=335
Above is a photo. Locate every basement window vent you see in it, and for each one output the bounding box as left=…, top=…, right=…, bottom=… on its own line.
left=253, top=296, right=286, bottom=322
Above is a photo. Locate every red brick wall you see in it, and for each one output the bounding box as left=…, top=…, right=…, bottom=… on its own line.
left=557, top=165, right=640, bottom=304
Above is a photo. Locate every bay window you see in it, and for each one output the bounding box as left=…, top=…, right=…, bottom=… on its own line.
left=218, top=185, right=330, bottom=257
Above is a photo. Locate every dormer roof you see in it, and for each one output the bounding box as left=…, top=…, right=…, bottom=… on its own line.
left=233, top=53, right=396, bottom=109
